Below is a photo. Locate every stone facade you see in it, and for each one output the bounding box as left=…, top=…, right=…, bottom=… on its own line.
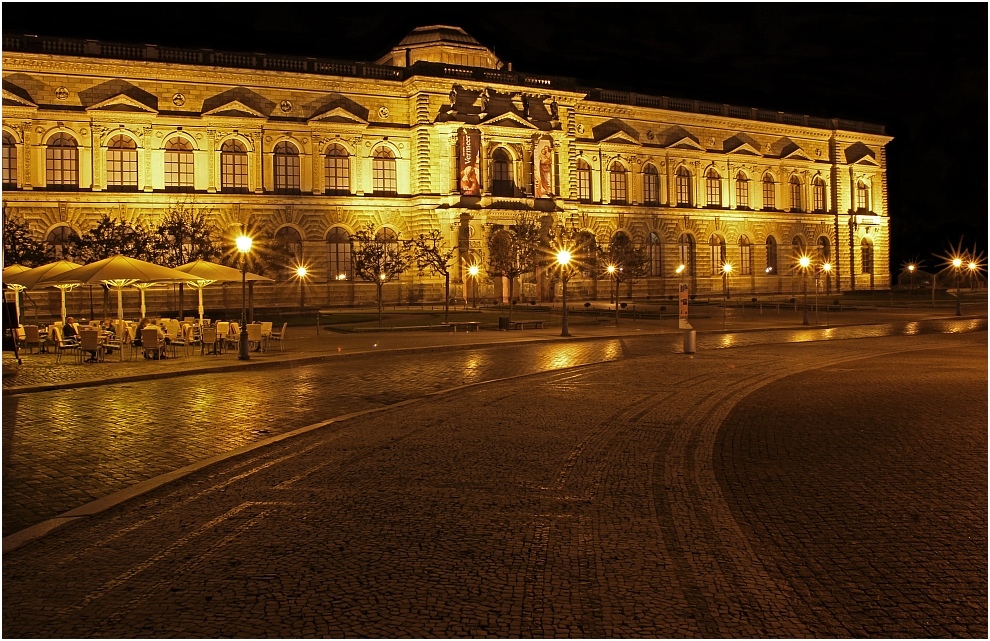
left=2, top=27, right=892, bottom=313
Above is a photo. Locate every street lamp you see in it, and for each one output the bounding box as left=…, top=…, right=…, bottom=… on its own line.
left=468, top=264, right=480, bottom=309
left=799, top=254, right=811, bottom=325
left=295, top=265, right=309, bottom=311
left=236, top=233, right=253, bottom=360
left=821, top=262, right=832, bottom=327
left=907, top=263, right=915, bottom=293
left=721, top=261, right=732, bottom=299
left=557, top=249, right=571, bottom=337
left=952, top=256, right=963, bottom=316
left=606, top=264, right=620, bottom=325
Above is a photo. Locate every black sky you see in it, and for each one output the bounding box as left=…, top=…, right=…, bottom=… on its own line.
left=3, top=2, right=986, bottom=273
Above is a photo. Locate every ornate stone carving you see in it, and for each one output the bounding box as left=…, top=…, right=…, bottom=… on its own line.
left=55, top=87, right=69, bottom=100
left=172, top=93, right=185, bottom=106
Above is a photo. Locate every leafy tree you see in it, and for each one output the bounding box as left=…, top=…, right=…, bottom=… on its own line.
left=151, top=204, right=221, bottom=317
left=78, top=214, right=150, bottom=262
left=2, top=214, right=46, bottom=267
left=408, top=229, right=457, bottom=323
left=352, top=223, right=412, bottom=325
left=486, top=214, right=543, bottom=320
left=597, top=232, right=648, bottom=324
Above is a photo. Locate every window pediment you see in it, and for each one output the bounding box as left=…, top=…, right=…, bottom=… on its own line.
left=202, top=100, right=266, bottom=118
left=592, top=118, right=640, bottom=143
left=2, top=80, right=36, bottom=108
left=308, top=106, right=368, bottom=125
left=481, top=111, right=539, bottom=129
left=85, top=94, right=159, bottom=114
left=600, top=130, right=642, bottom=146
left=844, top=142, right=879, bottom=165
left=724, top=139, right=762, bottom=155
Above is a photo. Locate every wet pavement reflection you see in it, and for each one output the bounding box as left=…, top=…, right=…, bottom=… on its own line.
left=3, top=317, right=985, bottom=536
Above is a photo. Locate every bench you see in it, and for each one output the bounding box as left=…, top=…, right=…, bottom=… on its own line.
left=438, top=321, right=481, bottom=332
left=508, top=320, right=544, bottom=330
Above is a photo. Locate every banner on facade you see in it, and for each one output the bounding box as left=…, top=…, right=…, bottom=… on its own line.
left=458, top=128, right=481, bottom=195
left=534, top=137, right=554, bottom=198
left=678, top=282, right=692, bottom=330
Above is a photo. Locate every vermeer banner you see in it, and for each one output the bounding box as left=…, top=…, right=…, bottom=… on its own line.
left=534, top=138, right=554, bottom=198
left=458, top=128, right=481, bottom=195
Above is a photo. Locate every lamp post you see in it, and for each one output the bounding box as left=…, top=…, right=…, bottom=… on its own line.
left=236, top=233, right=252, bottom=360
left=468, top=264, right=479, bottom=309
left=296, top=265, right=308, bottom=311
left=606, top=264, right=619, bottom=325
left=557, top=249, right=571, bottom=337
left=821, top=262, right=832, bottom=327
left=799, top=255, right=811, bottom=325
left=721, top=262, right=732, bottom=329
left=952, top=257, right=962, bottom=316
left=907, top=263, right=915, bottom=294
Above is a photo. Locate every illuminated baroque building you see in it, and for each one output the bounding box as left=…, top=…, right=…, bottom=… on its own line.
left=2, top=27, right=892, bottom=312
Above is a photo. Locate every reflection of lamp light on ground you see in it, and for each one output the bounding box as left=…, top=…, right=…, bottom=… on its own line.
left=799, top=255, right=811, bottom=325
left=821, top=262, right=832, bottom=327
left=295, top=265, right=309, bottom=311
left=468, top=264, right=480, bottom=309
left=236, top=233, right=253, bottom=360
left=557, top=249, right=571, bottom=337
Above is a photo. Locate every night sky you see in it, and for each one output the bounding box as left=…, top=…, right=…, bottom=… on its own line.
left=4, top=3, right=986, bottom=274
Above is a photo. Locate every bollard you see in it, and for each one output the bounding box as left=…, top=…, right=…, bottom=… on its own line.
left=683, top=329, right=696, bottom=354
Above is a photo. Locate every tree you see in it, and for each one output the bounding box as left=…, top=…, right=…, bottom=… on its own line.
left=2, top=214, right=46, bottom=267
left=151, top=204, right=220, bottom=318
left=352, top=223, right=412, bottom=325
left=597, top=232, right=649, bottom=324
left=408, top=229, right=457, bottom=323
left=76, top=214, right=151, bottom=318
left=486, top=214, right=543, bottom=321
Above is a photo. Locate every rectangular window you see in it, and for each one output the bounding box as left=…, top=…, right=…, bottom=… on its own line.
left=790, top=181, right=802, bottom=212
left=706, top=178, right=721, bottom=207
left=643, top=173, right=658, bottom=205
left=165, top=151, right=194, bottom=191
left=813, top=184, right=825, bottom=212
left=736, top=179, right=749, bottom=209
left=577, top=168, right=592, bottom=202
left=373, top=160, right=397, bottom=194
left=274, top=156, right=300, bottom=194
left=46, top=148, right=78, bottom=189
left=107, top=149, right=138, bottom=191
left=740, top=244, right=752, bottom=275
left=222, top=153, right=248, bottom=193
left=2, top=145, right=16, bottom=188
left=610, top=171, right=626, bottom=204
left=676, top=175, right=691, bottom=206
left=325, top=156, right=349, bottom=194
left=762, top=181, right=775, bottom=210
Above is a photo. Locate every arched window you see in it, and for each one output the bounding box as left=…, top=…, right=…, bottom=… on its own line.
left=791, top=236, right=806, bottom=273
left=762, top=174, right=776, bottom=210
left=46, top=224, right=75, bottom=260
left=46, top=133, right=78, bottom=190
left=376, top=227, right=400, bottom=261
left=676, top=167, right=692, bottom=206
left=221, top=140, right=248, bottom=193
left=709, top=234, right=726, bottom=275
left=274, top=141, right=300, bottom=194
left=861, top=238, right=874, bottom=274
left=373, top=147, right=398, bottom=194
left=274, top=226, right=303, bottom=263
left=789, top=175, right=802, bottom=212
left=577, top=159, right=592, bottom=202
left=735, top=171, right=749, bottom=209
left=817, top=236, right=831, bottom=263
left=106, top=135, right=138, bottom=192
left=766, top=236, right=778, bottom=275
left=856, top=180, right=870, bottom=211
left=2, top=131, right=17, bottom=189
left=647, top=231, right=662, bottom=276
left=491, top=148, right=513, bottom=196
left=739, top=235, right=753, bottom=275
left=326, top=227, right=352, bottom=280
left=609, top=163, right=627, bottom=204
left=812, top=176, right=826, bottom=212
left=165, top=137, right=194, bottom=192
left=706, top=168, right=722, bottom=207
left=678, top=233, right=695, bottom=277
left=643, top=164, right=659, bottom=205
left=324, top=144, right=350, bottom=195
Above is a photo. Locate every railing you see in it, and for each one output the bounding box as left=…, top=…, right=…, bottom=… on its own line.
left=3, top=33, right=885, bottom=134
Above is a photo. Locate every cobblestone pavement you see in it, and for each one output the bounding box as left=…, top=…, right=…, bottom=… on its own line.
left=2, top=331, right=985, bottom=637
left=4, top=315, right=984, bottom=538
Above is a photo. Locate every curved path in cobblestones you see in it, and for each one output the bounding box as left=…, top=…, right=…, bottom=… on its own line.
left=2, top=329, right=985, bottom=637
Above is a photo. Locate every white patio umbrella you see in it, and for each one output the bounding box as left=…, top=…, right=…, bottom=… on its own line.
left=174, top=260, right=272, bottom=326
left=37, top=255, right=200, bottom=326
left=5, top=260, right=85, bottom=325
left=3, top=264, right=32, bottom=324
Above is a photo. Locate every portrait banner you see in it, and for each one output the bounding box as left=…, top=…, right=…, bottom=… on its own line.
left=458, top=128, right=481, bottom=195
left=534, top=137, right=554, bottom=198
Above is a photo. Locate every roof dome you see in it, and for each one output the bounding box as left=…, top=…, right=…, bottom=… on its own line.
left=377, top=25, right=502, bottom=69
